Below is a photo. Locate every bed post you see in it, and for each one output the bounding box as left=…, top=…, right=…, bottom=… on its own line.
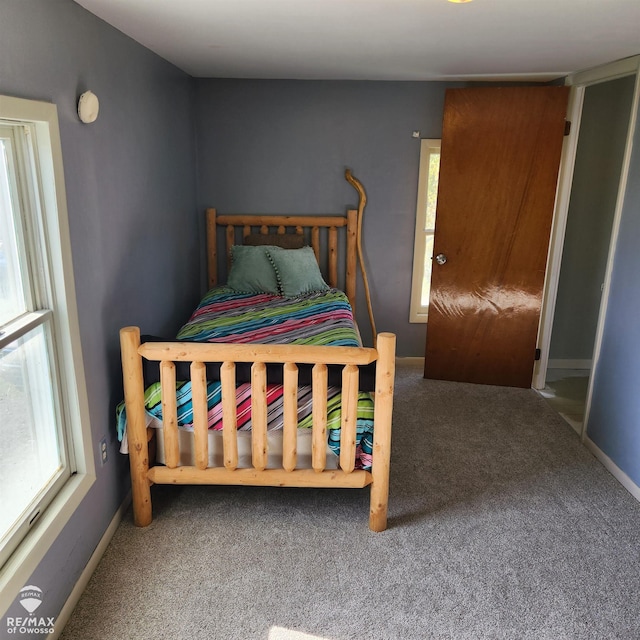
left=207, top=207, right=218, bottom=289
left=369, top=332, right=396, bottom=532
left=120, top=326, right=152, bottom=527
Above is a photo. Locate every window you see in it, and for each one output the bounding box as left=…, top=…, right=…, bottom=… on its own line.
left=0, top=96, right=94, bottom=612
left=410, top=139, right=441, bottom=322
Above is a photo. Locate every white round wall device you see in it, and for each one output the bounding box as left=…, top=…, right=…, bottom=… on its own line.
left=78, top=91, right=100, bottom=123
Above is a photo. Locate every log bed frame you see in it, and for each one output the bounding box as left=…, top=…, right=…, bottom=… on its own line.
left=120, top=206, right=396, bottom=532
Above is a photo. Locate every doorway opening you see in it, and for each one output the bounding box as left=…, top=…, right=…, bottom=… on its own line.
left=539, top=72, right=637, bottom=433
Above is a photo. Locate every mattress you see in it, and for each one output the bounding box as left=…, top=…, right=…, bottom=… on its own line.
left=155, top=424, right=339, bottom=470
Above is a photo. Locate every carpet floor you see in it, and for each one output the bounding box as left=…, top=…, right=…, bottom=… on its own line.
left=60, top=360, right=640, bottom=640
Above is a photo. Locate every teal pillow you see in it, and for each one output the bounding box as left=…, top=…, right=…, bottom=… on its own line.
left=266, top=246, right=330, bottom=297
left=227, top=245, right=280, bottom=294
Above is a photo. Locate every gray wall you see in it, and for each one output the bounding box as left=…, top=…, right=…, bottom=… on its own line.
left=587, top=76, right=640, bottom=485
left=550, top=75, right=636, bottom=361
left=0, top=0, right=198, bottom=624
left=195, top=79, right=463, bottom=355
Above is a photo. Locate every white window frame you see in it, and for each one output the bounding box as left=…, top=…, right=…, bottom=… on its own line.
left=0, top=95, right=95, bottom=617
left=410, top=139, right=441, bottom=323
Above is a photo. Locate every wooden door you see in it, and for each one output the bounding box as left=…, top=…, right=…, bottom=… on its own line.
left=424, top=86, right=569, bottom=388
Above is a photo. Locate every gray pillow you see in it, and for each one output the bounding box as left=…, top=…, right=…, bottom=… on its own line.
left=266, top=246, right=330, bottom=297
left=227, top=245, right=280, bottom=294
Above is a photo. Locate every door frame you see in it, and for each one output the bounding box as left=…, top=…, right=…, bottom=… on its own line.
left=533, top=56, right=640, bottom=440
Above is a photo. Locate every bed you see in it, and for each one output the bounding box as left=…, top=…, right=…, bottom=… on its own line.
left=119, top=174, right=396, bottom=532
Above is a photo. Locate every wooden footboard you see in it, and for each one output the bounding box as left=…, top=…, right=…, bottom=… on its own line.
left=120, top=327, right=396, bottom=532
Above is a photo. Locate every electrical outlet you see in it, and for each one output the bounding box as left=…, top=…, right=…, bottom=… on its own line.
left=99, top=437, right=108, bottom=465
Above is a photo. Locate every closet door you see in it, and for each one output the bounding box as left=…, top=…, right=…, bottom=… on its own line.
left=424, top=86, right=569, bottom=388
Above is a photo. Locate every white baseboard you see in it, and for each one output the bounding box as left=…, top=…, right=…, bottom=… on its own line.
left=52, top=492, right=131, bottom=639
left=547, top=359, right=592, bottom=370
left=583, top=437, right=640, bottom=503
left=397, top=357, right=424, bottom=364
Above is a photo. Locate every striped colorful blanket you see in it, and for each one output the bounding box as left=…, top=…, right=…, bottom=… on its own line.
left=117, top=287, right=374, bottom=469
left=176, top=287, right=361, bottom=346
left=117, top=380, right=374, bottom=469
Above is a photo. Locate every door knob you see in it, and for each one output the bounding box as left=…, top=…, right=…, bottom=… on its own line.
left=435, top=253, right=447, bottom=265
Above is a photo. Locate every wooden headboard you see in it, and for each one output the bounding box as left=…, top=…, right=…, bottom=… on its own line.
left=206, top=208, right=359, bottom=312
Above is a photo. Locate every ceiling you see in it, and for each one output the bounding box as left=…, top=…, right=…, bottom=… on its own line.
left=74, top=0, right=640, bottom=81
